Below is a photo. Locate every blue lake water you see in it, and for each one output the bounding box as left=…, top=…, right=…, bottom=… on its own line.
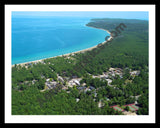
left=12, top=17, right=109, bottom=64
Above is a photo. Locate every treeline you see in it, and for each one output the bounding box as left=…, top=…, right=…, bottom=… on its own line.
left=86, top=18, right=148, bottom=34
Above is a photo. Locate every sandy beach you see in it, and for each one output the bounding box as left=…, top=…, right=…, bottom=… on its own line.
left=12, top=28, right=113, bottom=67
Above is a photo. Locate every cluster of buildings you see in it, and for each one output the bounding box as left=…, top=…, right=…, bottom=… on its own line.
left=67, top=78, right=81, bottom=87
left=44, top=76, right=82, bottom=91
left=92, top=68, right=123, bottom=86
left=21, top=66, right=140, bottom=95
left=36, top=67, right=141, bottom=114
left=77, top=86, right=96, bottom=93
left=45, top=78, right=58, bottom=89
left=108, top=68, right=123, bottom=78
left=44, top=67, right=140, bottom=91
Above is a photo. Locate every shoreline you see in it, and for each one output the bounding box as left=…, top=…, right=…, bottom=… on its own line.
left=12, top=27, right=113, bottom=67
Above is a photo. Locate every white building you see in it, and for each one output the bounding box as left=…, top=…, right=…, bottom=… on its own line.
left=76, top=98, right=80, bottom=102
left=74, top=80, right=80, bottom=85
left=130, top=70, right=140, bottom=76
left=106, top=79, right=112, bottom=85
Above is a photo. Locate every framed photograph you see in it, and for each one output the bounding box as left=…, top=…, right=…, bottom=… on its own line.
left=5, top=4, right=155, bottom=123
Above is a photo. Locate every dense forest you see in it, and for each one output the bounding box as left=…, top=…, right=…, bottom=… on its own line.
left=12, top=18, right=149, bottom=115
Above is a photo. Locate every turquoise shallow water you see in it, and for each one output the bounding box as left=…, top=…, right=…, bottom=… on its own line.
left=12, top=17, right=109, bottom=64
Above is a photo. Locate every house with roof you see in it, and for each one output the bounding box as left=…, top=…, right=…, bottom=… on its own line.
left=106, top=79, right=112, bottom=86
left=74, top=79, right=80, bottom=86
left=130, top=70, right=140, bottom=76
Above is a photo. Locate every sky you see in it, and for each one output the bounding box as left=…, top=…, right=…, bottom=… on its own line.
left=12, top=11, right=149, bottom=20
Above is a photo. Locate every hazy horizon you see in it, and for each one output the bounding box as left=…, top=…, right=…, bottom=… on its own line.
left=12, top=11, right=149, bottom=20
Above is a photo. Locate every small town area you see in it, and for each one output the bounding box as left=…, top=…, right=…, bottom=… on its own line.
left=13, top=61, right=142, bottom=115
left=43, top=67, right=140, bottom=91
left=39, top=67, right=140, bottom=115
